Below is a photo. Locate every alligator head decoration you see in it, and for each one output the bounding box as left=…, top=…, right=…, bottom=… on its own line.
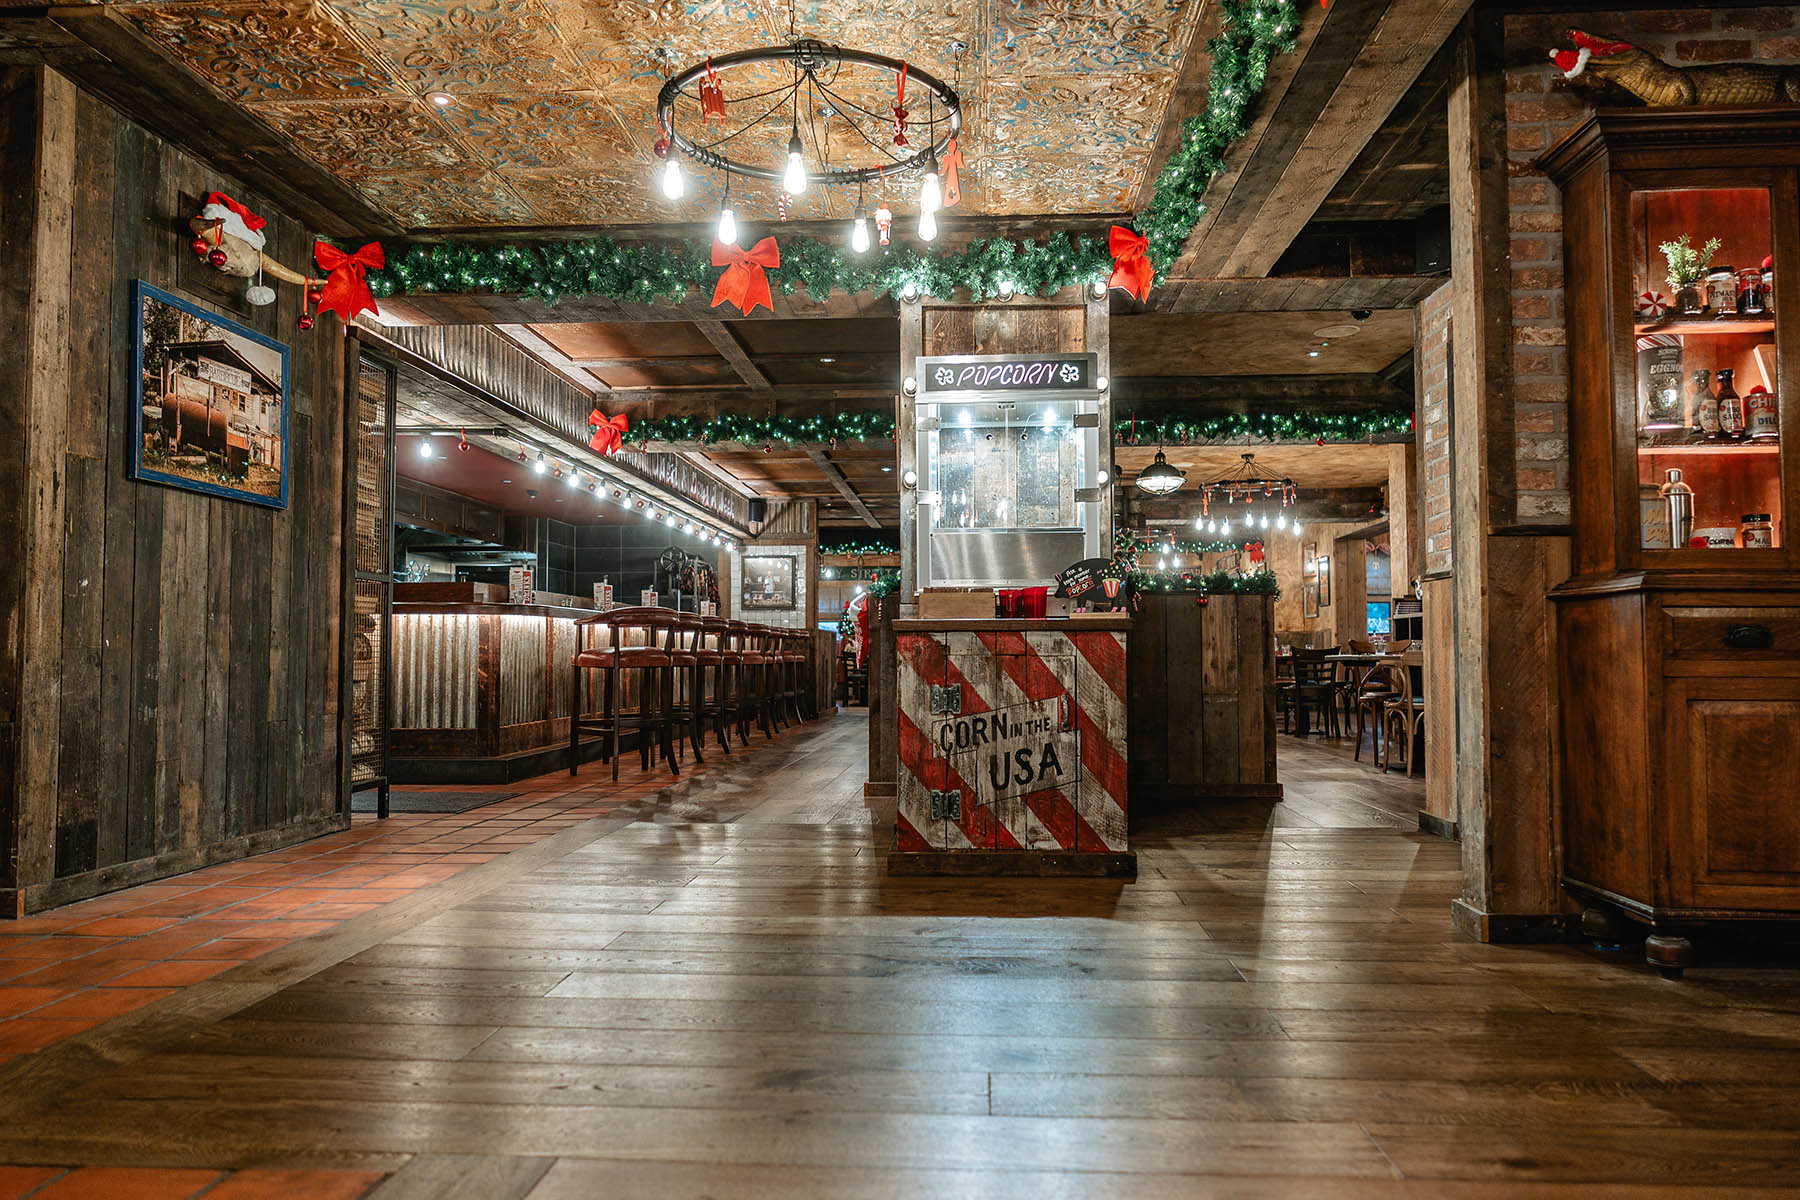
left=1551, top=29, right=1800, bottom=107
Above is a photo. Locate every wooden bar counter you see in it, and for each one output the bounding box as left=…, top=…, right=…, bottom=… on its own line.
left=390, top=582, right=611, bottom=783
left=890, top=616, right=1134, bottom=876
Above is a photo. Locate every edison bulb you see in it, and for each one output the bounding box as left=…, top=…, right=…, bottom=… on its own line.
left=918, top=208, right=937, bottom=242
left=850, top=217, right=870, bottom=254
left=783, top=133, right=807, bottom=195
left=717, top=206, right=737, bottom=246
left=660, top=159, right=684, bottom=200
left=920, top=169, right=942, bottom=213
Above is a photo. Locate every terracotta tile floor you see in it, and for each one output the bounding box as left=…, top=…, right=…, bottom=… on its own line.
left=0, top=730, right=799, bottom=1076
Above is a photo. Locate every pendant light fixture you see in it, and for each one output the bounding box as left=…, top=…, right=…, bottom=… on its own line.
left=1134, top=448, right=1186, bottom=495
left=850, top=215, right=870, bottom=253
left=660, top=157, right=685, bottom=199
left=917, top=207, right=937, bottom=242
left=783, top=128, right=807, bottom=195
left=716, top=174, right=737, bottom=245
left=919, top=149, right=942, bottom=213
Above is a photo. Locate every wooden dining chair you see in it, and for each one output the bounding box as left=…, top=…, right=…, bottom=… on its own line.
left=1382, top=659, right=1425, bottom=777
left=1352, top=662, right=1400, bottom=765
left=1281, top=649, right=1339, bottom=737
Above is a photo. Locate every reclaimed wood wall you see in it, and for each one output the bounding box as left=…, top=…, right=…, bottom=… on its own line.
left=0, top=68, right=347, bottom=915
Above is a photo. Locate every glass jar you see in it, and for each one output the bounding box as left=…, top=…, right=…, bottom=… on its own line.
left=1708, top=266, right=1737, bottom=315
left=1738, top=267, right=1767, bottom=315
left=1745, top=385, right=1780, bottom=441
left=1742, top=513, right=1774, bottom=549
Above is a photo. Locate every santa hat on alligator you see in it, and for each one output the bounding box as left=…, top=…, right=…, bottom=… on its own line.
left=1550, top=28, right=1800, bottom=106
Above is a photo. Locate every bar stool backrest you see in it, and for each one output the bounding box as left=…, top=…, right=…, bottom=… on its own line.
left=574, top=605, right=678, bottom=658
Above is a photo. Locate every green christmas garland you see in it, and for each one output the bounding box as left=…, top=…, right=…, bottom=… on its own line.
left=367, top=0, right=1301, bottom=306
left=1116, top=532, right=1248, bottom=557
left=1131, top=566, right=1281, bottom=596
left=820, top=536, right=900, bottom=557
left=625, top=405, right=1408, bottom=447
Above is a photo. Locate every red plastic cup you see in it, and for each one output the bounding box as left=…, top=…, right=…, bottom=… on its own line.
left=1022, top=586, right=1048, bottom=619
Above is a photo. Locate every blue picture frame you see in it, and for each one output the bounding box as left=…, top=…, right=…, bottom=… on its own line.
left=130, top=280, right=290, bottom=510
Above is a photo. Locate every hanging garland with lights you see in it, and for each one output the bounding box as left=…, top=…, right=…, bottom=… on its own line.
left=1130, top=566, right=1282, bottom=596
left=1114, top=532, right=1247, bottom=558
left=820, top=536, right=901, bottom=557
left=367, top=0, right=1301, bottom=307
left=614, top=404, right=1408, bottom=449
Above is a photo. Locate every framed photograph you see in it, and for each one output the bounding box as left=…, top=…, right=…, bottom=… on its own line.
left=1317, top=555, right=1332, bottom=607
left=131, top=281, right=290, bottom=508
left=1302, top=543, right=1317, bottom=575
left=741, top=555, right=797, bottom=610
left=1302, top=581, right=1320, bottom=620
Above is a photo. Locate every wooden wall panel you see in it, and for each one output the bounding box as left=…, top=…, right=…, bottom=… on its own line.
left=0, top=67, right=347, bottom=915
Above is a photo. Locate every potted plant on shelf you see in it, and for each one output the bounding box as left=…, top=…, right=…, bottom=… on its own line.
left=1659, top=233, right=1722, bottom=316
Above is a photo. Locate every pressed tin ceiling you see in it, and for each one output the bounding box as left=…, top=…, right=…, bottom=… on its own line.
left=109, top=0, right=1209, bottom=231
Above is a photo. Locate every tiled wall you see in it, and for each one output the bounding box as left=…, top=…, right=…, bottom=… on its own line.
left=1500, top=7, right=1800, bottom=524
left=531, top=517, right=719, bottom=606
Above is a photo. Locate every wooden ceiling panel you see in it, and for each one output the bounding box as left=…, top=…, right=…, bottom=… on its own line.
left=732, top=318, right=898, bottom=357
left=1115, top=442, right=1395, bottom=490
left=529, top=321, right=716, bottom=360
left=1111, top=310, right=1413, bottom=377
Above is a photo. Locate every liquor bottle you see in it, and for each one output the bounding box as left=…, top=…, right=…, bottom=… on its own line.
left=1716, top=369, right=1745, bottom=441
left=1694, top=369, right=1720, bottom=441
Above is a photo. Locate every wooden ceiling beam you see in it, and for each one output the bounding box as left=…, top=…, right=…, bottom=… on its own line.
left=693, top=319, right=773, bottom=391
left=804, top=449, right=882, bottom=530
left=1176, top=0, right=1472, bottom=280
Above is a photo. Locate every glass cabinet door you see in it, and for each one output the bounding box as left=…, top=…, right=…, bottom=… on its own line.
left=1630, top=185, right=1780, bottom=554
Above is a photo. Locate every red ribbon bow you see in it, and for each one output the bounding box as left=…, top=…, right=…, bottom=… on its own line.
left=1246, top=541, right=1265, bottom=564
left=942, top=137, right=965, bottom=209
left=1108, top=225, right=1153, bottom=301
left=711, top=237, right=780, bottom=315
left=588, top=410, right=629, bottom=455
left=313, top=241, right=385, bottom=321
left=205, top=191, right=267, bottom=232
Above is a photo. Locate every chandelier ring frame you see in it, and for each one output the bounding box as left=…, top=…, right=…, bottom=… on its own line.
left=655, top=42, right=962, bottom=188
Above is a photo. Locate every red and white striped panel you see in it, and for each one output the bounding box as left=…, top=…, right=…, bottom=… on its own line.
left=894, top=628, right=1128, bottom=854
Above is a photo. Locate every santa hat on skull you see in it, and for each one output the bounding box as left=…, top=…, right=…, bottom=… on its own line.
left=197, top=192, right=267, bottom=253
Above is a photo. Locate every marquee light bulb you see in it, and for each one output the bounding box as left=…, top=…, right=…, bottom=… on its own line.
left=660, top=158, right=684, bottom=200
left=716, top=206, right=737, bottom=246
left=783, top=133, right=807, bottom=195
left=1096, top=469, right=1109, bottom=485
left=850, top=217, right=870, bottom=254
left=917, top=208, right=937, bottom=242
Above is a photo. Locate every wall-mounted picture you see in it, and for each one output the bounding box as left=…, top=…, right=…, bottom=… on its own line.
left=1302, top=581, right=1320, bottom=620
left=131, top=280, right=290, bottom=509
left=1317, top=555, right=1332, bottom=607
left=741, top=555, right=798, bottom=610
left=1303, top=543, right=1317, bottom=574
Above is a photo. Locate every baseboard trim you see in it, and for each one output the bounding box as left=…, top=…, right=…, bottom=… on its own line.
left=863, top=781, right=897, bottom=798
left=887, top=850, right=1136, bottom=878
left=1417, top=810, right=1459, bottom=841
left=1451, top=898, right=1571, bottom=943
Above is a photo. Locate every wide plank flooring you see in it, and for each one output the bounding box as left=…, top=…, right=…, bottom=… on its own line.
left=2, top=711, right=1800, bottom=1197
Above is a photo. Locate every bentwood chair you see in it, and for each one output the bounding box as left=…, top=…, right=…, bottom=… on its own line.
left=570, top=607, right=680, bottom=780
left=1382, top=657, right=1425, bottom=777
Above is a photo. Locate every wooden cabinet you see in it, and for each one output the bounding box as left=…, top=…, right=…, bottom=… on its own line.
left=1545, top=109, right=1800, bottom=975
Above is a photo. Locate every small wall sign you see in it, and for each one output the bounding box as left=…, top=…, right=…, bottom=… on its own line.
left=917, top=353, right=1096, bottom=395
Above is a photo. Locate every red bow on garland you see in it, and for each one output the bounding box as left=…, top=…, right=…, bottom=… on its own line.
left=313, top=241, right=385, bottom=321
left=588, top=410, right=629, bottom=456
left=206, top=191, right=267, bottom=233
left=941, top=137, right=965, bottom=209
left=1107, top=225, right=1154, bottom=302
left=1246, top=541, right=1266, bottom=565
left=711, top=237, right=780, bottom=315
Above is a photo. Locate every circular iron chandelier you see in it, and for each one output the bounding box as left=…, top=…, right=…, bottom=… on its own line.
left=1198, top=453, right=1297, bottom=515
left=653, top=40, right=963, bottom=245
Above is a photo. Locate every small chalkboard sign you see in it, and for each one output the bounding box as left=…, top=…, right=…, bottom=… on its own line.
left=1057, top=556, right=1130, bottom=611
left=918, top=353, right=1096, bottom=395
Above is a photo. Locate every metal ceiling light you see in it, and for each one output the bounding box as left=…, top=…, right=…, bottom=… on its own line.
left=1134, top=449, right=1186, bottom=496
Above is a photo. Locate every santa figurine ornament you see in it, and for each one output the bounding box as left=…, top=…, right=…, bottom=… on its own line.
left=876, top=203, right=893, bottom=246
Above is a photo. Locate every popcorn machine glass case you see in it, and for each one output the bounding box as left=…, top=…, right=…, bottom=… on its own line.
left=912, top=353, right=1108, bottom=588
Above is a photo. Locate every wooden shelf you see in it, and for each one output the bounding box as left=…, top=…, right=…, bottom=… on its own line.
left=1634, top=318, right=1775, bottom=337
left=1638, top=442, right=1780, bottom=456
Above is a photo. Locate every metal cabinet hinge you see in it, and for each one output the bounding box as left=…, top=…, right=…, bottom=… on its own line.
left=930, top=790, right=963, bottom=822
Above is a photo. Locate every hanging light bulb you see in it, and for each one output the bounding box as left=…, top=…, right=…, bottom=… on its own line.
left=417, top=438, right=435, bottom=460
left=919, top=153, right=942, bottom=213
left=917, top=208, right=937, bottom=242
left=783, top=131, right=807, bottom=195
left=716, top=205, right=737, bottom=246
left=566, top=468, right=580, bottom=488
left=660, top=158, right=685, bottom=200
left=533, top=451, right=547, bottom=475
left=850, top=216, right=870, bottom=254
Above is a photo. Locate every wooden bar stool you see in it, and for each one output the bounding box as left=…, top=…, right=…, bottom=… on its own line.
left=665, top=613, right=706, bottom=767
left=781, top=629, right=811, bottom=723
left=726, top=620, right=773, bottom=742
left=687, top=613, right=735, bottom=757
left=570, top=607, right=680, bottom=781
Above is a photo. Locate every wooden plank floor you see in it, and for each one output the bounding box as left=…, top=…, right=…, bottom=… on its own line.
left=2, top=712, right=1800, bottom=1198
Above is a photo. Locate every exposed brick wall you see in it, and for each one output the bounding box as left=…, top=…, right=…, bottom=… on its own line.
left=1499, top=7, right=1800, bottom=525
left=1416, top=283, right=1453, bottom=575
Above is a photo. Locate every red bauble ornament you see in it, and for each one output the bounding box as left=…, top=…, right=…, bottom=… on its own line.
left=653, top=136, right=670, bottom=159
left=190, top=235, right=211, bottom=258
left=297, top=313, right=315, bottom=331
left=207, top=247, right=229, bottom=268
left=306, top=287, right=323, bottom=306
left=1196, top=595, right=1209, bottom=607
left=762, top=443, right=773, bottom=454
left=1315, top=436, right=1326, bottom=446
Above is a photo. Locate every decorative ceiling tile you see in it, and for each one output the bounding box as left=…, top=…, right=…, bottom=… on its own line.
left=986, top=74, right=1168, bottom=158
left=356, top=168, right=536, bottom=226
left=120, top=0, right=397, bottom=101
left=339, top=0, right=591, bottom=94
left=502, top=166, right=666, bottom=226
left=254, top=98, right=472, bottom=174
left=975, top=153, right=1136, bottom=214
left=989, top=0, right=1201, bottom=74
left=437, top=92, right=640, bottom=170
